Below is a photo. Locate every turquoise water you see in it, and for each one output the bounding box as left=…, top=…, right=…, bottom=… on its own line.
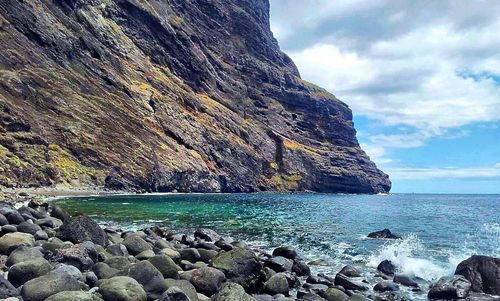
left=55, top=193, right=500, bottom=298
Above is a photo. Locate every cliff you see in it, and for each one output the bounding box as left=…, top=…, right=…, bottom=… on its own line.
left=0, top=0, right=391, bottom=193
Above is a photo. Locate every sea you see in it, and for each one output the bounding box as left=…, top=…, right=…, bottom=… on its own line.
left=54, top=193, right=500, bottom=300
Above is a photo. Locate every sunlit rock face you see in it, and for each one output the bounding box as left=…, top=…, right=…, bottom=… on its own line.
left=0, top=0, right=390, bottom=193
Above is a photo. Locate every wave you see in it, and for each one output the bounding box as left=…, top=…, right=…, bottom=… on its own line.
left=366, top=234, right=470, bottom=282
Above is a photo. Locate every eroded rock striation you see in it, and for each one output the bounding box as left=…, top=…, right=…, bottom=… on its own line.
left=0, top=0, right=390, bottom=193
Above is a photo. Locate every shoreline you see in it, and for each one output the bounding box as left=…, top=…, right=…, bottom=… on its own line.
left=0, top=192, right=499, bottom=300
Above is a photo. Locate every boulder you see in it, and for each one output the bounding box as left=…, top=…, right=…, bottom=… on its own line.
left=339, top=265, right=361, bottom=277
left=99, top=276, right=147, bottom=301
left=93, top=262, right=119, bottom=279
left=104, top=256, right=133, bottom=270
left=6, top=211, right=24, bottom=225
left=264, top=273, right=289, bottom=295
left=20, top=268, right=83, bottom=301
left=149, top=254, right=182, bottom=279
left=50, top=206, right=71, bottom=223
left=272, top=246, right=299, bottom=260
left=52, top=242, right=97, bottom=271
left=34, top=229, right=49, bottom=240
left=0, top=278, right=19, bottom=299
left=164, top=279, right=199, bottom=301
left=428, top=275, right=471, bottom=300
left=368, top=229, right=401, bottom=239
left=184, top=267, right=225, bottom=296
left=8, top=257, right=53, bottom=287
left=455, top=255, right=500, bottom=295
left=160, top=286, right=191, bottom=301
left=334, top=273, right=368, bottom=291
left=0, top=232, right=35, bottom=254
left=59, top=216, right=107, bottom=246
left=6, top=245, right=43, bottom=266
left=45, top=291, right=104, bottom=301
left=159, top=247, right=182, bottom=261
left=323, top=287, right=349, bottom=301
left=194, top=228, right=221, bottom=242
left=377, top=260, right=396, bottom=276
left=107, top=243, right=129, bottom=256
left=211, top=248, right=262, bottom=291
left=0, top=213, right=8, bottom=226
left=122, top=234, right=152, bottom=255
left=211, top=282, right=257, bottom=301
left=136, top=249, right=156, bottom=260
left=266, top=256, right=293, bottom=272
left=374, top=281, right=399, bottom=292
left=292, top=260, right=311, bottom=277
left=393, top=274, right=419, bottom=287
left=180, top=248, right=202, bottom=262
left=118, top=260, right=168, bottom=297
left=16, top=221, right=41, bottom=235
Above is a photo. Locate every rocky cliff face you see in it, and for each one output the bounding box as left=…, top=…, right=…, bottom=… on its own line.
left=0, top=0, right=391, bottom=193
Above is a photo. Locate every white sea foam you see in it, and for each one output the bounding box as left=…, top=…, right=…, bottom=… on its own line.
left=366, top=234, right=453, bottom=281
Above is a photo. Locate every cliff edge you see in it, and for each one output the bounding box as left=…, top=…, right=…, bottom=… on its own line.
left=0, top=0, right=391, bottom=193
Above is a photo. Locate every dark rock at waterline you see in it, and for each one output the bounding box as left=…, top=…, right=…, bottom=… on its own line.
left=212, top=247, right=262, bottom=292
left=323, top=287, right=349, bottom=301
left=428, top=275, right=471, bottom=300
left=272, top=246, right=300, bottom=260
left=368, top=229, right=401, bottom=239
left=194, top=228, right=222, bottom=242
left=59, top=215, right=108, bottom=246
left=339, top=265, right=362, bottom=277
left=374, top=281, right=399, bottom=292
left=293, top=260, right=311, bottom=277
left=266, top=256, right=293, bottom=272
left=334, top=273, right=368, bottom=291
left=393, top=274, right=419, bottom=287
left=455, top=255, right=500, bottom=295
left=377, top=260, right=396, bottom=276
left=0, top=277, right=19, bottom=299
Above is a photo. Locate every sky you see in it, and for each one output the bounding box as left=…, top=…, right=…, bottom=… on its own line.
left=269, top=0, right=500, bottom=193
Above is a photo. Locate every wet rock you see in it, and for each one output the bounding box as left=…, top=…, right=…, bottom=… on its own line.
left=0, top=232, right=35, bottom=254
left=266, top=256, right=293, bottom=272
left=215, top=239, right=234, bottom=251
left=293, top=260, right=311, bottom=276
left=324, top=287, right=349, bottom=301
left=20, top=268, right=84, bottom=301
left=99, top=276, right=147, bottom=301
left=368, top=229, right=401, bottom=239
left=8, top=257, right=53, bottom=287
left=272, top=246, right=299, bottom=260
left=211, top=282, right=257, bottom=301
left=123, top=234, right=152, bottom=255
left=50, top=206, right=71, bottom=223
left=59, top=216, right=107, bottom=246
left=164, top=279, right=199, bottom=301
left=307, top=274, right=333, bottom=286
left=212, top=247, right=262, bottom=292
left=44, top=291, right=104, bottom=301
left=194, top=228, right=221, bottom=242
left=334, top=273, right=368, bottom=291
left=149, top=254, right=182, bottom=279
left=0, top=278, right=19, bottom=299
left=393, top=274, right=418, bottom=287
left=374, top=281, right=399, bottom=292
left=184, top=266, right=226, bottom=296
left=377, top=260, right=396, bottom=276
left=339, top=265, right=362, bottom=277
left=455, top=255, right=500, bottom=295
left=428, top=275, right=471, bottom=300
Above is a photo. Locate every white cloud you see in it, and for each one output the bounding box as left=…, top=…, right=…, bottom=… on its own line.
left=387, top=165, right=500, bottom=180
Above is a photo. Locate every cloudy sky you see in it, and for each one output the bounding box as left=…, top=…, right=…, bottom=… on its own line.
left=269, top=0, right=500, bottom=193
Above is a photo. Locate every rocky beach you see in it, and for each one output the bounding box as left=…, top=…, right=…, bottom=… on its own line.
left=0, top=193, right=497, bottom=301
